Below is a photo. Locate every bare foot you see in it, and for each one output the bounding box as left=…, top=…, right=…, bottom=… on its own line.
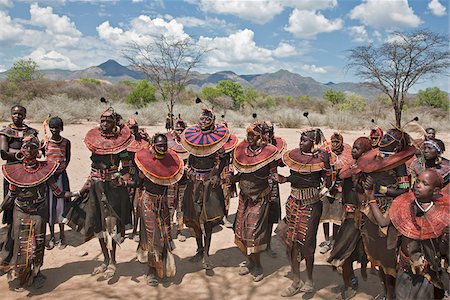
left=92, top=263, right=108, bottom=275
left=103, top=264, right=116, bottom=280
left=281, top=281, right=304, bottom=297
left=300, top=280, right=314, bottom=293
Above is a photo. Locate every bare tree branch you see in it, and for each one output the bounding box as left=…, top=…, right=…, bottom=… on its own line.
left=123, top=35, right=210, bottom=128
left=347, top=29, right=450, bottom=126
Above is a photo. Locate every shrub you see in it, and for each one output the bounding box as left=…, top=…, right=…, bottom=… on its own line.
left=216, top=80, right=245, bottom=109
left=337, top=94, right=367, bottom=112
left=7, top=59, right=43, bottom=83
left=126, top=80, right=156, bottom=108
left=416, top=87, right=449, bottom=110
left=79, top=77, right=101, bottom=86
left=200, top=86, right=223, bottom=101
left=323, top=88, right=346, bottom=105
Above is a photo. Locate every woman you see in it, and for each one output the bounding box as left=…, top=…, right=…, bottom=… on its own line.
left=0, top=136, right=85, bottom=290
left=328, top=137, right=372, bottom=300
left=126, top=116, right=150, bottom=241
left=358, top=128, right=416, bottom=299
left=319, top=133, right=351, bottom=254
left=82, top=107, right=133, bottom=279
left=181, top=108, right=229, bottom=270
left=274, top=128, right=333, bottom=297
left=233, top=122, right=280, bottom=282
left=166, top=117, right=189, bottom=241
left=366, top=169, right=449, bottom=299
left=0, top=105, right=38, bottom=225
left=410, top=139, right=449, bottom=188
left=135, top=133, right=184, bottom=286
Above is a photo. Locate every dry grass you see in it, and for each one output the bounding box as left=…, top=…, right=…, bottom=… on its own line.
left=0, top=80, right=447, bottom=133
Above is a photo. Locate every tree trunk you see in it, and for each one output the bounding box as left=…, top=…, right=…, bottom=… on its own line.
left=394, top=105, right=402, bottom=128
left=169, top=98, right=174, bottom=130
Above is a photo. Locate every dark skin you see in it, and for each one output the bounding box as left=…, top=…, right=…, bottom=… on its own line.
left=368, top=170, right=442, bottom=285
left=425, top=128, right=436, bottom=141
left=47, top=124, right=72, bottom=247
left=364, top=130, right=409, bottom=199
left=337, top=140, right=371, bottom=292
left=274, top=132, right=331, bottom=290
left=237, top=131, right=265, bottom=273
left=0, top=107, right=27, bottom=161
left=362, top=130, right=410, bottom=300
left=142, top=137, right=169, bottom=285
left=89, top=116, right=129, bottom=277
left=423, top=144, right=438, bottom=165
left=323, top=137, right=342, bottom=244
left=188, top=116, right=223, bottom=269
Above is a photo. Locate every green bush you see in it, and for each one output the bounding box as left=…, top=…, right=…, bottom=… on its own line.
left=7, top=59, right=43, bottom=83
left=216, top=80, right=244, bottom=109
left=323, top=88, right=346, bottom=105
left=119, top=80, right=137, bottom=87
left=79, top=77, right=101, bottom=86
left=200, top=86, right=223, bottom=101
left=337, top=94, right=367, bottom=112
left=263, top=96, right=276, bottom=108
left=416, top=87, right=449, bottom=110
left=126, top=80, right=156, bottom=108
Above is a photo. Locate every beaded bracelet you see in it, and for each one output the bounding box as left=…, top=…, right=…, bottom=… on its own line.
left=368, top=199, right=377, bottom=204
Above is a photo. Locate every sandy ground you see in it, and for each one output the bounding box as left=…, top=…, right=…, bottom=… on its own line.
left=0, top=122, right=449, bottom=300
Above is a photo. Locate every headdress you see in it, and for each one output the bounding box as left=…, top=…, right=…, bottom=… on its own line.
left=424, top=140, right=442, bottom=155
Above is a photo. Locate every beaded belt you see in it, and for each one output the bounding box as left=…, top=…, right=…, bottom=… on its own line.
left=15, top=197, right=45, bottom=206
left=91, top=168, right=120, bottom=181
left=290, top=187, right=320, bottom=205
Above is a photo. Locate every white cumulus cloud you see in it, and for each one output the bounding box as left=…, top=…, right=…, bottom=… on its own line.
left=30, top=4, right=81, bottom=37
left=0, top=11, right=25, bottom=43
left=283, top=0, right=337, bottom=10
left=0, top=0, right=12, bottom=7
left=273, top=42, right=297, bottom=57
left=193, top=0, right=284, bottom=24
left=349, top=0, right=422, bottom=29
left=300, top=64, right=327, bottom=74
left=198, top=29, right=273, bottom=68
left=97, top=16, right=188, bottom=47
left=348, top=26, right=372, bottom=43
left=26, top=48, right=79, bottom=70
left=285, top=9, right=343, bottom=39
left=428, top=0, right=447, bottom=16
left=189, top=0, right=338, bottom=24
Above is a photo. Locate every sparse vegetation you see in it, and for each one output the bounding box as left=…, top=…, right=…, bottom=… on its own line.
left=6, top=59, right=43, bottom=83
left=126, top=80, right=156, bottom=108
left=79, top=77, right=101, bottom=86
left=416, top=86, right=449, bottom=110
left=0, top=75, right=447, bottom=132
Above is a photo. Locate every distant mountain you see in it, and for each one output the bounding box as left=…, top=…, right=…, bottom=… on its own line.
left=0, top=59, right=381, bottom=98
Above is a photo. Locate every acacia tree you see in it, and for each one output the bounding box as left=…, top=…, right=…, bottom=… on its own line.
left=7, top=59, right=43, bottom=83
left=124, top=35, right=208, bottom=129
left=347, top=29, right=449, bottom=127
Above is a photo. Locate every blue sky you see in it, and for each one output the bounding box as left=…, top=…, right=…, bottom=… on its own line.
left=0, top=0, right=448, bottom=92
